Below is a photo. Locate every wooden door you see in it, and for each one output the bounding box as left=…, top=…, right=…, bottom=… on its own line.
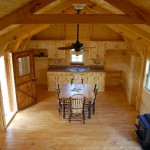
left=12, top=50, right=37, bottom=110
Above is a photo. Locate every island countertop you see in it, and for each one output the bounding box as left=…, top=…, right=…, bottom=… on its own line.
left=48, top=65, right=105, bottom=72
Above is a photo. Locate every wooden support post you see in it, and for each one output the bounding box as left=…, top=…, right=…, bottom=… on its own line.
left=21, top=36, right=32, bottom=51
left=0, top=43, right=8, bottom=56
left=0, top=82, right=6, bottom=132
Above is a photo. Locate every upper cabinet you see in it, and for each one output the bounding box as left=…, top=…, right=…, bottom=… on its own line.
left=89, top=41, right=105, bottom=66
left=89, top=41, right=105, bottom=59
left=89, top=41, right=98, bottom=59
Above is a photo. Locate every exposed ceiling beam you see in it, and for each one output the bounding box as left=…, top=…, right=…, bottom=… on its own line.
left=86, top=2, right=150, bottom=43
left=21, top=36, right=32, bottom=51
left=107, top=24, right=149, bottom=45
left=119, top=24, right=150, bottom=41
left=104, top=0, right=150, bottom=25
left=12, top=40, right=22, bottom=52
left=0, top=42, right=8, bottom=56
left=17, top=14, right=143, bottom=24
left=0, top=0, right=71, bottom=48
left=44, top=0, right=73, bottom=14
left=0, top=0, right=56, bottom=31
left=0, top=24, right=50, bottom=46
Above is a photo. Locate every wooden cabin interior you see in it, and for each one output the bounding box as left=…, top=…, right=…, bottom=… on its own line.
left=0, top=0, right=150, bottom=149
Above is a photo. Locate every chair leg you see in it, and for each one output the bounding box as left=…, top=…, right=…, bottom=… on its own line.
left=69, top=111, right=72, bottom=123
left=58, top=103, right=61, bottom=114
left=88, top=102, right=91, bottom=119
left=58, top=107, right=61, bottom=114
left=83, top=111, right=85, bottom=124
left=93, top=103, right=95, bottom=114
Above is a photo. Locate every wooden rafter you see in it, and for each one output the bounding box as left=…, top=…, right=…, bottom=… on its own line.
left=107, top=24, right=149, bottom=45
left=0, top=24, right=50, bottom=46
left=17, top=14, right=143, bottom=24
left=0, top=0, right=72, bottom=49
left=86, top=2, right=150, bottom=43
left=104, top=0, right=150, bottom=25
left=0, top=42, right=8, bottom=56
left=0, top=0, right=56, bottom=31
left=21, top=36, right=32, bottom=51
left=119, top=24, right=150, bottom=41
left=12, top=40, right=22, bottom=52
left=45, top=0, right=73, bottom=14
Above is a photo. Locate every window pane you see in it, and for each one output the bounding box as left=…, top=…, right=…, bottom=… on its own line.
left=146, top=74, right=150, bottom=90
left=145, top=61, right=150, bottom=91
left=71, top=54, right=83, bottom=62
left=18, top=56, right=30, bottom=76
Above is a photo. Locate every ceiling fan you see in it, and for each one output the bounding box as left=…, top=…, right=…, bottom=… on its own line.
left=58, top=4, right=88, bottom=52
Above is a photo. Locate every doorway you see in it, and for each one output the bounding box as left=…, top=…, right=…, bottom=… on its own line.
left=0, top=53, right=17, bottom=128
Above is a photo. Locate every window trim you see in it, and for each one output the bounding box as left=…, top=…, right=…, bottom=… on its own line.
left=70, top=51, right=84, bottom=64
left=144, top=60, right=150, bottom=92
left=71, top=54, right=83, bottom=63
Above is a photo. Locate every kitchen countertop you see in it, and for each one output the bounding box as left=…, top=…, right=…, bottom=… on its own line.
left=48, top=65, right=105, bottom=72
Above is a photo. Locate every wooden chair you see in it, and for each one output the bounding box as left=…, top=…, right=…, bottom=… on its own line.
left=91, top=83, right=99, bottom=114
left=56, top=83, right=60, bottom=96
left=69, top=94, right=86, bottom=124
left=56, top=83, right=70, bottom=117
left=56, top=84, right=61, bottom=114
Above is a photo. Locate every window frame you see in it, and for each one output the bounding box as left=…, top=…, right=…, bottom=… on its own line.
left=70, top=51, right=84, bottom=64
left=145, top=60, right=150, bottom=91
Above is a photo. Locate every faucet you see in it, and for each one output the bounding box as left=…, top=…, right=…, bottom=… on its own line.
left=76, top=65, right=81, bottom=72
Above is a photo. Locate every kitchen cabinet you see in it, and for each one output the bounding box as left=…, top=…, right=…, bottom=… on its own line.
left=89, top=41, right=105, bottom=66
left=48, top=41, right=65, bottom=59
left=47, top=72, right=105, bottom=92
left=89, top=41, right=98, bottom=59
left=89, top=42, right=105, bottom=59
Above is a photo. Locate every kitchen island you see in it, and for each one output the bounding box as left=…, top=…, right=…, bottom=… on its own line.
left=47, top=66, right=105, bottom=91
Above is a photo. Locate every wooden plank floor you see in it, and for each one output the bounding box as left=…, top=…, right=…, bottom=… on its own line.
left=0, top=86, right=141, bottom=150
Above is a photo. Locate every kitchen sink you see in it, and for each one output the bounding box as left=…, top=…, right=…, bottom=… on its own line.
left=67, top=67, right=88, bottom=72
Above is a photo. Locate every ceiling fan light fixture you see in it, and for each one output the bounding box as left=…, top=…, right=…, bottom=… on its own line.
left=73, top=4, right=86, bottom=10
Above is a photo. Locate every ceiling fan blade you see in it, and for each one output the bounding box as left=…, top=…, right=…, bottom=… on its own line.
left=58, top=46, right=73, bottom=50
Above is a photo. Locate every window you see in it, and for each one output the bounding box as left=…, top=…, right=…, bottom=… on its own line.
left=70, top=51, right=84, bottom=64
left=145, top=60, right=150, bottom=91
left=71, top=54, right=83, bottom=62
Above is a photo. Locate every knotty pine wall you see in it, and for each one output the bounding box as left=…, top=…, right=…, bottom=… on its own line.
left=26, top=24, right=150, bottom=113
left=121, top=40, right=150, bottom=114
left=26, top=40, right=127, bottom=86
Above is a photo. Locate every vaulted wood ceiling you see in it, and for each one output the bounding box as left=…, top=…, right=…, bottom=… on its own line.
left=0, top=0, right=150, bottom=54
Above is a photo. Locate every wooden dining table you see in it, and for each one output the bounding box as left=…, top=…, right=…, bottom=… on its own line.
left=59, top=84, right=95, bottom=119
